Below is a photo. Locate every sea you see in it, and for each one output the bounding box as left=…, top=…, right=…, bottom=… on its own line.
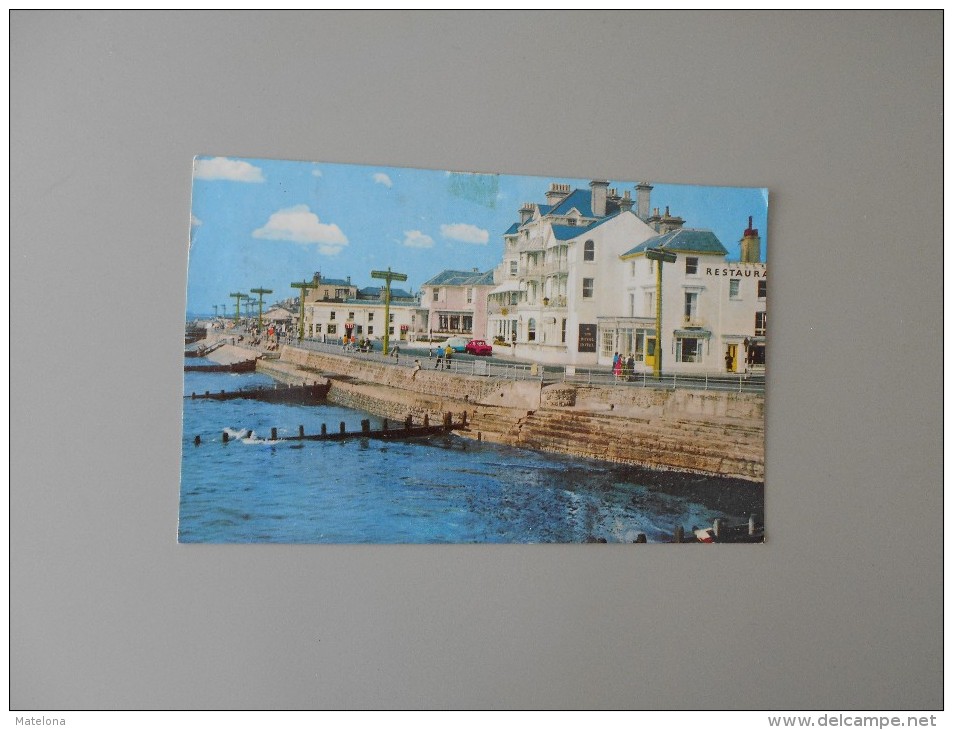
left=179, top=364, right=763, bottom=543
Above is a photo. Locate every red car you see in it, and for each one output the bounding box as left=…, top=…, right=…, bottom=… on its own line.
left=465, top=339, right=493, bottom=356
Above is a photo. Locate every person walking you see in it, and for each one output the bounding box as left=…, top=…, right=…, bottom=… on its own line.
left=444, top=344, right=453, bottom=370
left=434, top=347, right=443, bottom=369
left=411, top=359, right=421, bottom=379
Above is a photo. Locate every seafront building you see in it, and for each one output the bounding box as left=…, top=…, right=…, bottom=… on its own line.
left=484, top=181, right=767, bottom=373
left=301, top=272, right=419, bottom=343
left=417, top=269, right=496, bottom=340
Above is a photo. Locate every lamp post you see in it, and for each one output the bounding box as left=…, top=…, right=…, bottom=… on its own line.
left=644, top=247, right=677, bottom=379
left=371, top=267, right=408, bottom=355
left=289, top=280, right=312, bottom=341
left=250, top=287, right=273, bottom=330
left=229, top=292, right=247, bottom=326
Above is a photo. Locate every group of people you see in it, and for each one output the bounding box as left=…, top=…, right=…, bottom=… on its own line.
left=430, top=344, right=454, bottom=370
left=611, top=352, right=638, bottom=381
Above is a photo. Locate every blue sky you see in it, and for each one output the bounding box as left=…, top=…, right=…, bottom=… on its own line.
left=186, top=156, right=768, bottom=317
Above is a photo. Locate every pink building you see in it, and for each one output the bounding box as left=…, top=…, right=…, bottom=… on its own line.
left=419, top=269, right=495, bottom=340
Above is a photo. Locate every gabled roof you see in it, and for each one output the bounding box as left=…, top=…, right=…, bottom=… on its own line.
left=423, top=269, right=495, bottom=287
left=622, top=228, right=728, bottom=257
left=547, top=189, right=595, bottom=218
left=503, top=222, right=520, bottom=235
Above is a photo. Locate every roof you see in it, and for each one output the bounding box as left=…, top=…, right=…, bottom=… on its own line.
left=546, top=189, right=595, bottom=218
left=358, top=286, right=414, bottom=299
left=318, top=277, right=354, bottom=287
left=423, top=269, right=495, bottom=287
left=621, top=228, right=728, bottom=258
left=550, top=213, right=623, bottom=241
left=503, top=222, right=520, bottom=235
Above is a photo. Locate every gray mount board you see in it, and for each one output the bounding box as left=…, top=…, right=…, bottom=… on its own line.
left=10, top=10, right=942, bottom=709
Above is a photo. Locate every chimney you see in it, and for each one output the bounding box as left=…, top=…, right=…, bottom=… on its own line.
left=589, top=180, right=609, bottom=217
left=545, top=183, right=571, bottom=206
left=636, top=182, right=653, bottom=221
left=740, top=215, right=762, bottom=263
left=619, top=190, right=634, bottom=213
left=658, top=206, right=685, bottom=234
left=519, top=202, right=534, bottom=224
left=346, top=275, right=351, bottom=285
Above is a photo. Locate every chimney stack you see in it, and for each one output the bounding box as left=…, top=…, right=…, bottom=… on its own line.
left=636, top=182, right=653, bottom=221
left=545, top=183, right=571, bottom=206
left=519, top=202, right=534, bottom=224
left=619, top=190, right=634, bottom=212
left=740, top=216, right=762, bottom=263
left=589, top=180, right=609, bottom=217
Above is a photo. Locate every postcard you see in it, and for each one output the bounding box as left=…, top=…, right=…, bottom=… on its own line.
left=181, top=157, right=767, bottom=543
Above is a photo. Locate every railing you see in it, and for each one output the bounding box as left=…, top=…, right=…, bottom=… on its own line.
left=289, top=339, right=763, bottom=391
left=562, top=368, right=765, bottom=393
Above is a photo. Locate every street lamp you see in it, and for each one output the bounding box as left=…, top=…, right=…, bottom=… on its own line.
left=371, top=267, right=408, bottom=355
left=229, top=292, right=248, bottom=325
left=644, top=247, right=677, bottom=379
left=250, top=287, right=273, bottom=330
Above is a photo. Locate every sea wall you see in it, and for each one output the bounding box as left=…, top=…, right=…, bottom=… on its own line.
left=259, top=345, right=764, bottom=482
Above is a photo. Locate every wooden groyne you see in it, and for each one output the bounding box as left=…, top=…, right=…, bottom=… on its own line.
left=187, top=381, right=330, bottom=404
left=184, top=359, right=258, bottom=373
left=201, top=412, right=466, bottom=445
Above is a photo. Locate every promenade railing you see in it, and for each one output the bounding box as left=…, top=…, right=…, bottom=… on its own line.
left=290, top=338, right=764, bottom=393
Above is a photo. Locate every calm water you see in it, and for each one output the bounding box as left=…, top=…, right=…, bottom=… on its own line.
left=179, top=366, right=762, bottom=543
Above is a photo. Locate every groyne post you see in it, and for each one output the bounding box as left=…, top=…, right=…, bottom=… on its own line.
left=383, top=418, right=389, bottom=432
left=321, top=423, right=327, bottom=436
left=339, top=421, right=346, bottom=434
left=674, top=525, right=684, bottom=543
left=423, top=413, right=429, bottom=427
left=299, top=425, right=305, bottom=438
left=405, top=414, right=412, bottom=430
left=361, top=419, right=370, bottom=434
left=270, top=427, right=278, bottom=441
left=222, top=431, right=229, bottom=443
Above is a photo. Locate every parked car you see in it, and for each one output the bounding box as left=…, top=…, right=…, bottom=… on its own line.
left=465, top=339, right=493, bottom=356
left=443, top=336, right=470, bottom=353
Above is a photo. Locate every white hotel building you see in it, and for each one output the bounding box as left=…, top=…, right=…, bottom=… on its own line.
left=484, top=181, right=766, bottom=373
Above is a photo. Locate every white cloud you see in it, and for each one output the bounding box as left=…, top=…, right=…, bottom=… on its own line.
left=403, top=230, right=434, bottom=248
left=190, top=213, right=202, bottom=226
left=373, top=173, right=393, bottom=188
left=252, top=204, right=349, bottom=255
left=440, top=223, right=489, bottom=244
left=193, top=157, right=265, bottom=182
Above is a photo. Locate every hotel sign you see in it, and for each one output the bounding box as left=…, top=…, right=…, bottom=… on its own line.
left=578, top=323, right=597, bottom=353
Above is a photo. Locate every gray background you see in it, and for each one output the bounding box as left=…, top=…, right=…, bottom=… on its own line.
left=11, top=11, right=943, bottom=709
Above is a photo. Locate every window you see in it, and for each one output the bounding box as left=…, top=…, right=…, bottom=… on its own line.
left=561, top=318, right=567, bottom=343
left=645, top=291, right=655, bottom=316
left=729, top=279, right=741, bottom=299
left=686, top=257, right=698, bottom=275
left=629, top=293, right=636, bottom=317
left=527, top=318, right=537, bottom=341
left=755, top=311, right=767, bottom=336
left=684, top=292, right=698, bottom=322
left=466, top=288, right=473, bottom=304
left=676, top=338, right=701, bottom=363
left=368, top=312, right=374, bottom=321
left=389, top=313, right=394, bottom=323
left=330, top=311, right=336, bottom=320
left=509, top=261, right=517, bottom=276
left=327, top=324, right=337, bottom=335
left=631, top=260, right=636, bottom=277
left=433, top=288, right=440, bottom=301
left=368, top=326, right=374, bottom=335
left=567, top=218, right=577, bottom=226
left=584, top=240, right=595, bottom=261
left=389, top=327, right=394, bottom=335
left=355, top=325, right=362, bottom=335
left=509, top=291, right=519, bottom=306
left=601, top=329, right=615, bottom=358
left=463, top=315, right=473, bottom=332
left=314, top=323, right=322, bottom=334
left=582, top=278, right=594, bottom=298
left=758, top=280, right=767, bottom=299
left=348, top=312, right=354, bottom=320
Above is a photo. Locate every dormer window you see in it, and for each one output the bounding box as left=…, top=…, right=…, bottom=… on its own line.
left=567, top=218, right=577, bottom=226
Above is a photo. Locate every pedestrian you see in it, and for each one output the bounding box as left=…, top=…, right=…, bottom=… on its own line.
left=444, top=344, right=452, bottom=370
left=725, top=350, right=733, bottom=373
left=612, top=352, right=622, bottom=379
left=434, top=348, right=443, bottom=369
left=411, top=359, right=421, bottom=379
left=626, top=353, right=635, bottom=381
left=393, top=345, right=400, bottom=364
